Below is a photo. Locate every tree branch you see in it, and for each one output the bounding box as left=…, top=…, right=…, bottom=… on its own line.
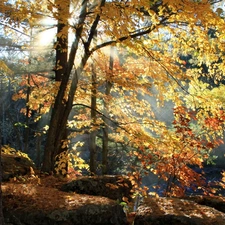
left=85, top=0, right=106, bottom=51
left=90, top=16, right=170, bottom=54
left=73, top=103, right=118, bottom=125
left=142, top=46, right=190, bottom=95
left=72, top=103, right=166, bottom=136
left=0, top=21, right=30, bottom=37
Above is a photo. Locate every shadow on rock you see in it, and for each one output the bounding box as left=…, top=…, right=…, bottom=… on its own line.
left=2, top=153, right=35, bottom=181
left=4, top=203, right=126, bottom=225
left=134, top=197, right=225, bottom=225
left=60, top=175, right=132, bottom=201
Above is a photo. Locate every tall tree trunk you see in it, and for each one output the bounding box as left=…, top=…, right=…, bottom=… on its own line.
left=102, top=47, right=113, bottom=175
left=24, top=73, right=31, bottom=153
left=35, top=106, right=42, bottom=169
left=42, top=0, right=70, bottom=172
left=53, top=0, right=70, bottom=174
left=89, top=62, right=97, bottom=175
left=42, top=1, right=88, bottom=172
left=89, top=30, right=98, bottom=175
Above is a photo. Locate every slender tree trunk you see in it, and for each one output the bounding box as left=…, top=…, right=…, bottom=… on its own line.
left=35, top=106, right=41, bottom=169
left=102, top=47, right=113, bottom=175
left=89, top=62, right=97, bottom=175
left=24, top=73, right=31, bottom=153
left=89, top=30, right=98, bottom=175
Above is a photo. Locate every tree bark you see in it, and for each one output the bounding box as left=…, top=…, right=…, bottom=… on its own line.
left=54, top=0, right=69, bottom=82
left=53, top=0, right=70, bottom=174
left=24, top=73, right=31, bottom=153
left=89, top=62, right=97, bottom=175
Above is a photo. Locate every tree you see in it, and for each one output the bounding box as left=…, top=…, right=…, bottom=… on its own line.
left=2, top=0, right=225, bottom=183
left=41, top=0, right=197, bottom=172
left=89, top=40, right=98, bottom=174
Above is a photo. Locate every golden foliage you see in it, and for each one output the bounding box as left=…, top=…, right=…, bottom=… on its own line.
left=3, top=0, right=225, bottom=197
left=1, top=145, right=32, bottom=161
left=54, top=142, right=89, bottom=177
left=0, top=60, right=13, bottom=77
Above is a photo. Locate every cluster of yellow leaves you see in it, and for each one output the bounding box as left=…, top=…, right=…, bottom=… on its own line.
left=1, top=145, right=32, bottom=161
left=128, top=171, right=149, bottom=199
left=185, top=79, right=225, bottom=139
left=12, top=74, right=58, bottom=118
left=0, top=60, right=13, bottom=78
left=54, top=142, right=89, bottom=177
left=1, top=0, right=50, bottom=27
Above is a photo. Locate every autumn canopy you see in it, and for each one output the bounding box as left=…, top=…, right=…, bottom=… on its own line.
left=1, top=0, right=225, bottom=196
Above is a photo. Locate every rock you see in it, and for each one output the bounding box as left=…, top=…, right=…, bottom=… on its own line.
left=4, top=203, right=126, bottom=225
left=61, top=175, right=132, bottom=201
left=184, top=195, right=225, bottom=213
left=3, top=183, right=127, bottom=225
left=1, top=153, right=35, bottom=181
left=134, top=197, right=225, bottom=225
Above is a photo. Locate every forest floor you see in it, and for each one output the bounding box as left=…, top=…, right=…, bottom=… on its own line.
left=2, top=175, right=113, bottom=211
left=2, top=173, right=135, bottom=224
left=2, top=171, right=225, bottom=225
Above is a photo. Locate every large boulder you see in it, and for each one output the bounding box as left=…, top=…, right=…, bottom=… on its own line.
left=60, top=175, right=133, bottom=201
left=1, top=152, right=35, bottom=181
left=3, top=183, right=127, bottom=225
left=134, top=197, right=225, bottom=225
left=183, top=195, right=225, bottom=213
left=4, top=203, right=126, bottom=225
